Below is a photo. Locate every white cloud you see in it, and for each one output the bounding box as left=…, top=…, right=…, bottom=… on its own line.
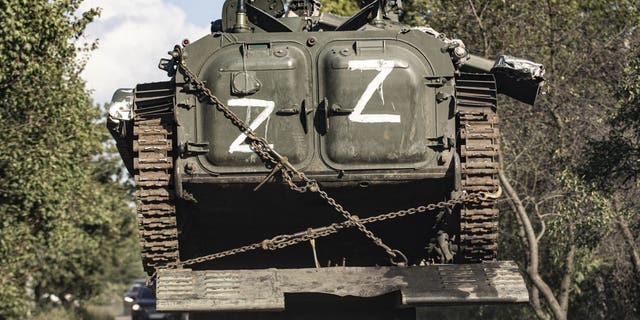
left=79, top=0, right=211, bottom=103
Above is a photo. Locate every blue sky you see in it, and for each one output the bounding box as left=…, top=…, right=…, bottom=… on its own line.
left=166, top=0, right=223, bottom=25
left=80, top=0, right=222, bottom=103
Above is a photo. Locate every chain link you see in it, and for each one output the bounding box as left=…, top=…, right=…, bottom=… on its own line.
left=148, top=45, right=488, bottom=280
left=154, top=192, right=483, bottom=277
left=173, top=45, right=400, bottom=259
left=148, top=191, right=483, bottom=281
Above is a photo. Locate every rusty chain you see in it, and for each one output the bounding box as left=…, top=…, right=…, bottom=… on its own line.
left=158, top=192, right=485, bottom=272
left=171, top=45, right=399, bottom=260
left=149, top=45, right=493, bottom=281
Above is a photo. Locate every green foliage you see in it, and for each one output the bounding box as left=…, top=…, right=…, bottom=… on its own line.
left=578, top=36, right=640, bottom=320
left=318, top=1, right=640, bottom=317
left=320, top=0, right=360, bottom=16
left=583, top=46, right=640, bottom=191
left=548, top=171, right=614, bottom=250
left=541, top=172, right=614, bottom=307
left=398, top=0, right=639, bottom=318
left=31, top=304, right=115, bottom=320
left=0, top=1, right=140, bottom=318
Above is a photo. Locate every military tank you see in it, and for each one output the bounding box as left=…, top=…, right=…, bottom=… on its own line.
left=108, top=0, right=544, bottom=316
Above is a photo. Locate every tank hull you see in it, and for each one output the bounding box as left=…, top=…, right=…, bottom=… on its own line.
left=177, top=180, right=455, bottom=270
left=173, top=29, right=458, bottom=186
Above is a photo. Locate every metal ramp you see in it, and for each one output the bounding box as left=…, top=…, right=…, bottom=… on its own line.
left=155, top=261, right=528, bottom=312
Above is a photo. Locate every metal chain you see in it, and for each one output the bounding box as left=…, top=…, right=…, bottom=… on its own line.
left=171, top=45, right=399, bottom=259
left=156, top=191, right=485, bottom=274
left=148, top=45, right=494, bottom=281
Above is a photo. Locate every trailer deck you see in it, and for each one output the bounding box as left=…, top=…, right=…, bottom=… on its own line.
left=156, top=261, right=528, bottom=312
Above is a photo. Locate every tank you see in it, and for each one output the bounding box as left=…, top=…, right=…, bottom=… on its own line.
left=107, top=0, right=544, bottom=315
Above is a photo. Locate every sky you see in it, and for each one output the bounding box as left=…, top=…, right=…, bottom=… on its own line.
left=79, top=0, right=222, bottom=103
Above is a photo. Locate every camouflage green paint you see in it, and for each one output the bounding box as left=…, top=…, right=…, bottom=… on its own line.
left=175, top=28, right=457, bottom=184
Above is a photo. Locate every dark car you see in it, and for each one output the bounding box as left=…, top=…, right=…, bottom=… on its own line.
left=131, top=287, right=182, bottom=320
left=123, top=279, right=146, bottom=316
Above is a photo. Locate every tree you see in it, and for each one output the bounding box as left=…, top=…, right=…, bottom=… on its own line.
left=0, top=1, right=139, bottom=318
left=318, top=0, right=640, bottom=318
left=580, top=40, right=640, bottom=318
left=414, top=1, right=639, bottom=318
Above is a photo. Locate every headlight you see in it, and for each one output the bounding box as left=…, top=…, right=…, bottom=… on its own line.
left=124, top=296, right=134, bottom=303
left=132, top=304, right=141, bottom=311
left=108, top=89, right=134, bottom=122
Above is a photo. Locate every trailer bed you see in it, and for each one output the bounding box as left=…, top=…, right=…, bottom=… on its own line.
left=156, top=261, right=528, bottom=312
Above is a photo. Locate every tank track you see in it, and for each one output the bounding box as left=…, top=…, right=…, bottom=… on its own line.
left=133, top=81, right=180, bottom=275
left=456, top=73, right=500, bottom=262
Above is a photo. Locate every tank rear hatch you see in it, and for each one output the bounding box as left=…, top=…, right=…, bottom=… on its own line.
left=200, top=43, right=313, bottom=172
left=318, top=40, right=436, bottom=170
left=179, top=30, right=457, bottom=184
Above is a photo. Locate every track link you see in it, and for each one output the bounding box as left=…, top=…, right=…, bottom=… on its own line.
left=133, top=81, right=179, bottom=275
left=456, top=73, right=501, bottom=262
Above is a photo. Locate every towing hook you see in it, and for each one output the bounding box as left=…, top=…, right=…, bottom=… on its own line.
left=479, top=186, right=503, bottom=201
left=390, top=249, right=408, bottom=267
left=308, top=181, right=320, bottom=193
left=170, top=45, right=182, bottom=59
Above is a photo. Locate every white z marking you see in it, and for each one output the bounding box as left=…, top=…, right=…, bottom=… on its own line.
left=347, top=59, right=401, bottom=123
left=227, top=98, right=275, bottom=153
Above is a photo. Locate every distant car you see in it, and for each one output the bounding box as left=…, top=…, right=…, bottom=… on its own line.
left=131, top=286, right=182, bottom=320
left=123, top=279, right=146, bottom=316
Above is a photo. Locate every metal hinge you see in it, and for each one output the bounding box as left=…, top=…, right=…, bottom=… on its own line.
left=424, top=76, right=450, bottom=88
left=179, top=141, right=210, bottom=157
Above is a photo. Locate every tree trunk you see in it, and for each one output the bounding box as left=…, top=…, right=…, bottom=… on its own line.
left=559, top=243, right=576, bottom=316
left=531, top=286, right=552, bottom=320
left=499, top=161, right=566, bottom=320
left=617, top=215, right=640, bottom=277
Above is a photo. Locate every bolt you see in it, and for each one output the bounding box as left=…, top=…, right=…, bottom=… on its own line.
left=184, top=162, right=195, bottom=174
left=307, top=37, right=317, bottom=46
left=436, top=92, right=450, bottom=103
left=453, top=46, right=467, bottom=58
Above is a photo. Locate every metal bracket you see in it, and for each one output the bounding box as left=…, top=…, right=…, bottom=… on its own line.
left=276, top=108, right=300, bottom=115
left=158, top=58, right=176, bottom=77
left=177, top=99, right=195, bottom=110
left=330, top=104, right=354, bottom=115
left=427, top=135, right=452, bottom=150
left=180, top=141, right=210, bottom=157
left=424, top=76, right=449, bottom=88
